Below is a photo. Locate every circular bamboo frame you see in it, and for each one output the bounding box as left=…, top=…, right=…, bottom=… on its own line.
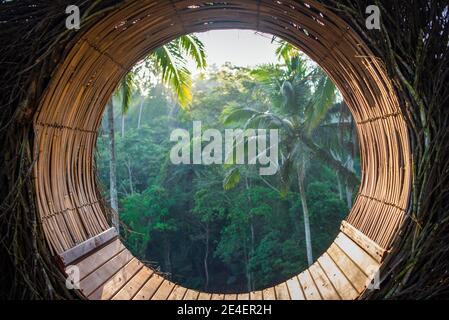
left=33, top=0, right=411, bottom=299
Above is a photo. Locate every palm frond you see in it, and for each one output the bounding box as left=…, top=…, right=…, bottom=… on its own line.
left=178, top=35, right=207, bottom=69
left=119, top=73, right=135, bottom=114
left=305, top=74, right=336, bottom=132
left=275, top=40, right=299, bottom=64
left=153, top=45, right=193, bottom=109
left=223, top=167, right=241, bottom=191
left=222, top=104, right=263, bottom=125
left=150, top=35, right=207, bottom=110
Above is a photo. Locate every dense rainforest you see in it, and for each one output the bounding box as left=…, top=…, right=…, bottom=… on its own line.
left=95, top=34, right=360, bottom=293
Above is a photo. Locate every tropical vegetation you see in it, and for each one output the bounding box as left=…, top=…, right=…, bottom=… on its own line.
left=95, top=35, right=360, bottom=292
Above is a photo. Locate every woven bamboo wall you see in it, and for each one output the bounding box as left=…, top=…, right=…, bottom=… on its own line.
left=33, top=0, right=411, bottom=258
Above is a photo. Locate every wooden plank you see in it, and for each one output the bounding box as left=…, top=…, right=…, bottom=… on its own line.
left=73, top=238, right=125, bottom=280
left=327, top=243, right=371, bottom=293
left=111, top=267, right=153, bottom=300
left=274, top=282, right=290, bottom=300
left=262, top=287, right=276, bottom=300
left=341, top=221, right=386, bottom=262
left=151, top=280, right=176, bottom=300
left=198, top=292, right=212, bottom=300
left=88, top=258, right=143, bottom=300
left=59, top=228, right=118, bottom=266
left=167, top=285, right=188, bottom=300
left=318, top=253, right=359, bottom=300
left=79, top=249, right=134, bottom=296
left=298, top=270, right=321, bottom=300
left=211, top=294, right=225, bottom=300
left=237, top=293, right=250, bottom=300
left=183, top=289, right=200, bottom=300
left=286, top=276, right=305, bottom=300
left=334, top=233, right=379, bottom=278
left=249, top=291, right=263, bottom=300
left=224, top=294, right=237, bottom=300
left=133, top=273, right=165, bottom=300
left=308, top=262, right=340, bottom=300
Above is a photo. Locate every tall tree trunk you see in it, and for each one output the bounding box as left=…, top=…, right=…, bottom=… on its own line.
left=168, top=95, right=180, bottom=128
left=107, top=100, right=119, bottom=231
left=345, top=185, right=353, bottom=208
left=137, top=95, right=145, bottom=129
left=336, top=173, right=345, bottom=202
left=126, top=157, right=134, bottom=195
left=249, top=222, right=255, bottom=291
left=121, top=113, right=125, bottom=138
left=203, top=224, right=210, bottom=291
left=245, top=176, right=254, bottom=291
left=242, top=235, right=252, bottom=292
left=163, top=236, right=172, bottom=278
left=297, top=161, right=313, bottom=266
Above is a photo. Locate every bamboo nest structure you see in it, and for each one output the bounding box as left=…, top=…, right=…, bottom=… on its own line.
left=0, top=0, right=448, bottom=299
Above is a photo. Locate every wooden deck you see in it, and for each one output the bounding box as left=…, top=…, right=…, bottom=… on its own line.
left=63, top=221, right=383, bottom=300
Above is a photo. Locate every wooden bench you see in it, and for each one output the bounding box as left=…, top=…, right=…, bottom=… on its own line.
left=60, top=221, right=384, bottom=300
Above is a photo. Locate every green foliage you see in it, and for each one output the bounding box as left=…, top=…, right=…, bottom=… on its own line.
left=249, top=232, right=305, bottom=286
left=153, top=35, right=207, bottom=109
left=223, top=167, right=241, bottom=190
left=121, top=185, right=177, bottom=257
left=96, top=48, right=360, bottom=292
left=306, top=74, right=336, bottom=132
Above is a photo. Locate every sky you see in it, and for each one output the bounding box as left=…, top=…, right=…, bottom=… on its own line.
left=187, top=30, right=282, bottom=74
left=135, top=29, right=319, bottom=95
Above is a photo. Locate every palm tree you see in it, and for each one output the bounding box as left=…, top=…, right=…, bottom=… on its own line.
left=152, top=34, right=207, bottom=110
left=119, top=73, right=134, bottom=138
left=119, top=34, right=208, bottom=135
left=223, top=44, right=358, bottom=265
left=312, top=101, right=359, bottom=208
left=107, top=99, right=119, bottom=230
left=106, top=34, right=207, bottom=232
